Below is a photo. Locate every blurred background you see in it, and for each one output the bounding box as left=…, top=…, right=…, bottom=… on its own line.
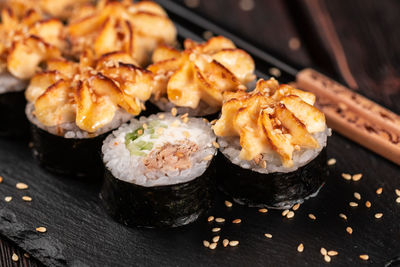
left=176, top=0, right=400, bottom=114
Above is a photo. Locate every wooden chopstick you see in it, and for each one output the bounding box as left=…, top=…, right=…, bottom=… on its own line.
left=296, top=68, right=400, bottom=165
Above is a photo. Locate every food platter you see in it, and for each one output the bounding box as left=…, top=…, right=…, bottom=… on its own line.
left=0, top=1, right=399, bottom=266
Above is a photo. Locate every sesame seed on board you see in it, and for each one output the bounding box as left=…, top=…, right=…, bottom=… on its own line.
left=376, top=187, right=383, bottom=195
left=349, top=202, right=358, bottom=207
left=292, top=203, right=300, bottom=211
left=374, top=213, right=383, bottom=219
left=341, top=173, right=352, bottom=180
left=328, top=250, right=339, bottom=256
left=282, top=209, right=289, bottom=216
left=264, top=233, right=272, bottom=239
left=232, top=219, right=242, bottom=224
left=308, top=214, right=316, bottom=220
left=12, top=253, right=18, bottom=262
left=223, top=239, right=229, bottom=247
left=212, top=236, right=220, bottom=243
left=215, top=218, right=225, bottom=223
left=327, top=158, right=336, bottom=165
left=258, top=208, right=268, bottom=213
left=359, top=254, right=369, bottom=261
left=365, top=201, right=372, bottom=208
left=286, top=211, right=295, bottom=219
left=22, top=196, right=32, bottom=202
left=203, top=240, right=210, bottom=248
left=229, top=240, right=239, bottom=247
left=354, top=192, right=361, bottom=200
left=0, top=175, right=3, bottom=183
left=212, top=228, right=221, bottom=233
left=352, top=173, right=363, bottom=181
left=4, top=196, right=12, bottom=202
left=320, top=247, right=327, bottom=255
left=16, top=182, right=28, bottom=190
left=297, top=243, right=304, bottom=252
left=36, top=227, right=47, bottom=233
left=346, top=226, right=353, bottom=234
left=339, top=213, right=347, bottom=220
left=209, top=242, right=217, bottom=250
left=207, top=216, right=214, bottom=222
left=224, top=200, right=233, bottom=208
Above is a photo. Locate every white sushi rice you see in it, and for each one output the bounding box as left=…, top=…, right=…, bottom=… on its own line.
left=26, top=102, right=132, bottom=138
left=218, top=127, right=331, bottom=174
left=0, top=71, right=28, bottom=94
left=102, top=113, right=217, bottom=187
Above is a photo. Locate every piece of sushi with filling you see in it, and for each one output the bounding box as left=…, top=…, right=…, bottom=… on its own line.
left=213, top=78, right=330, bottom=209
left=147, top=36, right=256, bottom=117
left=25, top=50, right=153, bottom=177
left=101, top=112, right=217, bottom=227
left=0, top=4, right=65, bottom=137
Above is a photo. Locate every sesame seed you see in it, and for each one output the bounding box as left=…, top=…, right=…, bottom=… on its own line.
left=23, top=253, right=29, bottom=258
left=258, top=208, right=268, bottom=213
left=182, top=117, right=189, bottom=123
left=297, top=243, right=304, bottom=252
left=137, top=129, right=143, bottom=135
left=171, top=108, right=177, bottom=116
left=22, top=196, right=32, bottom=202
left=212, top=141, right=220, bottom=148
left=328, top=250, right=339, bottom=256
left=327, top=158, right=336, bottom=165
left=180, top=113, right=189, bottom=119
left=269, top=67, right=281, bottom=77
left=142, top=123, right=148, bottom=129
left=376, top=187, right=383, bottom=195
left=212, top=227, right=221, bottom=233
left=223, top=239, right=229, bottom=247
left=352, top=173, right=363, bottom=181
left=260, top=160, right=267, bottom=168
left=4, top=196, right=12, bottom=202
left=212, top=236, right=220, bottom=243
left=210, top=119, right=217, bottom=125
left=209, top=242, right=217, bottom=250
left=359, top=254, right=369, bottom=260
left=320, top=247, right=327, bottom=256
left=396, top=189, right=400, bottom=197
left=354, top=192, right=361, bottom=200
left=349, top=202, right=358, bottom=207
left=396, top=197, right=400, bottom=203
left=229, top=240, right=239, bottom=247
left=215, top=218, right=225, bottom=223
left=12, top=253, right=18, bottom=262
left=374, top=213, right=383, bottom=219
left=0, top=176, right=3, bottom=183
left=16, top=183, right=28, bottom=190
left=203, top=155, right=213, bottom=161
left=225, top=200, right=232, bottom=208
left=339, top=213, right=347, bottom=220
left=264, top=233, right=272, bottom=239
left=346, top=226, right=353, bottom=234
left=232, top=219, right=242, bottom=224
left=158, top=114, right=165, bottom=119
left=36, top=227, right=47, bottom=233
left=292, top=203, right=300, bottom=211
left=365, top=201, right=371, bottom=208
left=286, top=211, right=295, bottom=218
left=202, top=118, right=209, bottom=123
left=308, top=213, right=316, bottom=220
left=324, top=255, right=331, bottom=262
left=208, top=216, right=214, bottom=222
left=282, top=209, right=289, bottom=216
left=341, top=173, right=352, bottom=180
left=203, top=240, right=210, bottom=248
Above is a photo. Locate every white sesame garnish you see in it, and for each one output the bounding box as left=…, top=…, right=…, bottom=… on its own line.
left=16, top=183, right=28, bottom=190
left=349, top=202, right=358, bottom=207
left=258, top=208, right=268, bottom=213
left=396, top=197, right=400, bottom=203
left=142, top=123, right=148, bottom=129
left=365, top=201, right=371, bottom=208
left=282, top=209, right=289, bottom=216
left=264, top=233, right=273, bottom=239
left=212, top=227, right=221, bottom=233
left=182, top=117, right=189, bottom=123
left=374, top=213, right=383, bottom=219
left=352, top=173, right=363, bottom=181
left=171, top=107, right=177, bottom=116
left=36, top=227, right=47, bottom=233
left=212, top=141, right=220, bottom=148
left=327, top=158, right=336, bottom=165
left=376, top=187, right=383, bottom=195
left=359, top=254, right=369, bottom=260
left=215, top=218, right=225, bottom=223
left=324, top=255, right=331, bottom=262
left=260, top=160, right=267, bottom=168
left=208, top=216, right=214, bottom=222
left=4, top=196, right=12, bottom=202
left=223, top=239, right=229, bottom=247
left=203, top=155, right=213, bottom=161
left=292, top=203, right=300, bottom=211
left=209, top=242, right=217, bottom=250
left=22, top=196, right=32, bottom=202
left=286, top=211, right=295, bottom=219
left=328, top=250, right=338, bottom=256
left=308, top=214, right=316, bottom=220
left=341, top=173, right=352, bottom=180
left=232, top=219, right=241, bottom=224
left=224, top=200, right=232, bottom=207
left=212, top=236, right=220, bottom=243
left=158, top=114, right=165, bottom=119
left=203, top=240, right=210, bottom=248
left=183, top=131, right=190, bottom=138
left=346, top=226, right=353, bottom=234
left=297, top=243, right=304, bottom=252
left=320, top=247, right=327, bottom=255
left=354, top=192, right=361, bottom=200
left=229, top=240, right=239, bottom=247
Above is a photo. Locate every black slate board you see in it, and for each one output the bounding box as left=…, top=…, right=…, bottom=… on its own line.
left=1, top=131, right=400, bottom=266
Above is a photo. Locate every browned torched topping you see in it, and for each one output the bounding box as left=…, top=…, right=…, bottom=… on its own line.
left=0, top=4, right=65, bottom=79
left=143, top=140, right=198, bottom=173
left=213, top=78, right=326, bottom=167
left=25, top=50, right=153, bottom=132
left=148, top=36, right=255, bottom=109
left=67, top=0, right=176, bottom=66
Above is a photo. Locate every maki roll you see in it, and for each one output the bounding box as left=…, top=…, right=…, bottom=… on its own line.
left=101, top=112, right=217, bottom=228
left=148, top=36, right=256, bottom=117
left=0, top=5, right=65, bottom=137
left=213, top=78, right=330, bottom=209
left=25, top=51, right=153, bottom=177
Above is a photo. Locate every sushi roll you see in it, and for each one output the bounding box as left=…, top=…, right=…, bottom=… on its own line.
left=147, top=36, right=256, bottom=117
left=0, top=5, right=65, bottom=137
left=101, top=112, right=217, bottom=228
left=66, top=0, right=177, bottom=66
left=213, top=78, right=330, bottom=209
left=25, top=51, right=153, bottom=177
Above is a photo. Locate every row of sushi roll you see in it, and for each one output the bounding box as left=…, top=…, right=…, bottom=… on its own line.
left=0, top=0, right=330, bottom=227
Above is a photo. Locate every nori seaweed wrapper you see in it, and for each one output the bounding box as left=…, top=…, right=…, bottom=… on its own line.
left=100, top=159, right=216, bottom=228
left=216, top=147, right=327, bottom=209
left=30, top=122, right=108, bottom=178
left=0, top=91, right=29, bottom=138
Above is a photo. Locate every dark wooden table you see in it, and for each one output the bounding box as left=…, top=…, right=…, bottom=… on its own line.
left=1, top=0, right=400, bottom=266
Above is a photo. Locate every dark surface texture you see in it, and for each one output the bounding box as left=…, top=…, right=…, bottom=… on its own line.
left=0, top=91, right=29, bottom=139
left=1, top=0, right=400, bottom=266
left=217, top=147, right=327, bottom=209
